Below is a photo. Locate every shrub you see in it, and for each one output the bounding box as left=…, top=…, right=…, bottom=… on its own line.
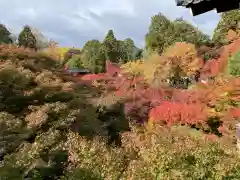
left=149, top=101, right=208, bottom=127
left=34, top=70, right=63, bottom=87
left=228, top=51, right=240, bottom=76
left=63, top=132, right=131, bottom=179
left=120, top=125, right=240, bottom=179
left=197, top=45, right=221, bottom=62
left=0, top=112, right=32, bottom=165
left=0, top=66, right=30, bottom=89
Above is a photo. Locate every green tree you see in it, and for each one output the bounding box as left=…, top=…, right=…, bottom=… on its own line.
left=213, top=9, right=240, bottom=45
left=81, top=40, right=106, bottom=73
left=118, top=38, right=136, bottom=63
left=228, top=51, right=240, bottom=76
left=103, top=30, right=119, bottom=63
left=0, top=24, right=13, bottom=44
left=123, top=38, right=135, bottom=61
left=66, top=54, right=83, bottom=69
left=172, top=18, right=211, bottom=46
left=134, top=48, right=143, bottom=60
left=94, top=46, right=106, bottom=73
left=81, top=40, right=101, bottom=71
left=62, top=48, right=81, bottom=65
left=145, top=13, right=173, bottom=54
left=18, top=25, right=37, bottom=50
left=145, top=13, right=210, bottom=55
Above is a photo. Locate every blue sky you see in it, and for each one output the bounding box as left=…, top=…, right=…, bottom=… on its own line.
left=0, top=0, right=221, bottom=48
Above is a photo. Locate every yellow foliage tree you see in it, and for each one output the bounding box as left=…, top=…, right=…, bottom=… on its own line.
left=121, top=60, right=144, bottom=76
left=121, top=42, right=202, bottom=88
left=121, top=54, right=172, bottom=86
left=142, top=54, right=172, bottom=85
left=163, top=42, right=202, bottom=77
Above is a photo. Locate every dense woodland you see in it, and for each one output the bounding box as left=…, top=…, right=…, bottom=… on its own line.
left=0, top=9, right=240, bottom=179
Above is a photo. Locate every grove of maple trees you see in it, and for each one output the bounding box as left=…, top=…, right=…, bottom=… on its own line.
left=79, top=34, right=240, bottom=137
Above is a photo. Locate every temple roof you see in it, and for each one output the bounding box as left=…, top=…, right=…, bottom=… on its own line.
left=175, top=0, right=240, bottom=16
left=175, top=0, right=208, bottom=7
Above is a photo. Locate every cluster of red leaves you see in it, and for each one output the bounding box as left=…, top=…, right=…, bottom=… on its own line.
left=81, top=73, right=106, bottom=81
left=147, top=75, right=240, bottom=135
left=105, top=60, right=120, bottom=76
left=149, top=101, right=208, bottom=127
left=201, top=60, right=222, bottom=78
left=200, top=38, right=240, bottom=78
left=230, top=108, right=240, bottom=118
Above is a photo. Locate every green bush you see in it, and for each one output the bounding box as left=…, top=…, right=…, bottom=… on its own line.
left=228, top=51, right=240, bottom=76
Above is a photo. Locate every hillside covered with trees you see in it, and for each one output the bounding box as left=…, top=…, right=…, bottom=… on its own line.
left=0, top=9, right=240, bottom=179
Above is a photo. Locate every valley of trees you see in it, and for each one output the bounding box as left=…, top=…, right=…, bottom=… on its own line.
left=0, top=9, right=240, bottom=179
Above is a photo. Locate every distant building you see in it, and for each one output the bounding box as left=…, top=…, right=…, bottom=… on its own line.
left=66, top=67, right=90, bottom=76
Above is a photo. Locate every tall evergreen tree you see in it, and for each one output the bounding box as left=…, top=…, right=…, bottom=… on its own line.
left=145, top=13, right=210, bottom=55
left=0, top=24, right=13, bottom=44
left=94, top=46, right=106, bottom=73
left=123, top=38, right=135, bottom=60
left=145, top=13, right=173, bottom=54
left=103, top=30, right=119, bottom=63
left=81, top=40, right=106, bottom=73
left=18, top=25, right=37, bottom=50
left=118, top=38, right=142, bottom=63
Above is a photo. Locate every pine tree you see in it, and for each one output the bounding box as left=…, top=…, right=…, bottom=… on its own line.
left=123, top=38, right=135, bottom=60
left=94, top=46, right=106, bottom=73
left=0, top=24, right=13, bottom=44
left=18, top=25, right=37, bottom=50
left=103, top=30, right=119, bottom=63
left=81, top=40, right=106, bottom=73
left=81, top=40, right=101, bottom=71
left=145, top=13, right=210, bottom=55
left=118, top=38, right=139, bottom=63
left=145, top=13, right=173, bottom=54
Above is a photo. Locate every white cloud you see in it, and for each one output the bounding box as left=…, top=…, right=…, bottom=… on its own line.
left=16, top=8, right=37, bottom=20
left=87, top=0, right=136, bottom=16
left=0, top=0, right=221, bottom=47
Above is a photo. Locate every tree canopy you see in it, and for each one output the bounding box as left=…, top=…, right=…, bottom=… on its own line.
left=213, top=9, right=240, bottom=45
left=18, top=25, right=37, bottom=50
left=0, top=24, right=13, bottom=44
left=145, top=13, right=211, bottom=55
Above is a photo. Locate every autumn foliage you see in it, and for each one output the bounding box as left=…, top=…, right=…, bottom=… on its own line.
left=163, top=42, right=203, bottom=76
left=87, top=39, right=240, bottom=136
